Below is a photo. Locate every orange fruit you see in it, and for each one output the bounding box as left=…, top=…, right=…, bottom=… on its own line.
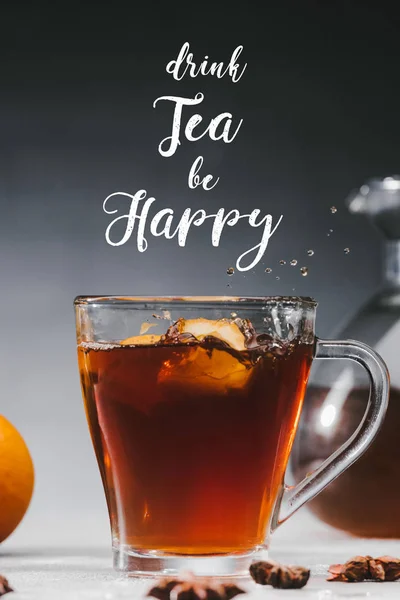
left=0, top=415, right=34, bottom=542
left=174, top=317, right=247, bottom=351
left=121, top=334, right=162, bottom=345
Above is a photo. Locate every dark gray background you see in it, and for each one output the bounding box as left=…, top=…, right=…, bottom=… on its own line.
left=1, top=1, right=399, bottom=545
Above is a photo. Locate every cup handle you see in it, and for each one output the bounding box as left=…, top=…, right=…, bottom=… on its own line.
left=272, top=338, right=390, bottom=529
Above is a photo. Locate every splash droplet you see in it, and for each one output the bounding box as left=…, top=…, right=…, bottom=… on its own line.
left=226, top=267, right=234, bottom=275
left=290, top=259, right=297, bottom=266
left=276, top=276, right=280, bottom=280
left=307, top=249, right=314, bottom=257
left=231, top=312, right=237, bottom=318
left=344, top=247, right=350, bottom=254
left=279, top=260, right=286, bottom=265
left=265, top=267, right=272, bottom=273
left=330, top=206, right=337, bottom=214
left=300, top=267, right=308, bottom=277
left=226, top=283, right=231, bottom=288
left=327, top=228, right=334, bottom=237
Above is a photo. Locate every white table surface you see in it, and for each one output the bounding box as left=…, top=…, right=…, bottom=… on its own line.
left=2, top=510, right=400, bottom=600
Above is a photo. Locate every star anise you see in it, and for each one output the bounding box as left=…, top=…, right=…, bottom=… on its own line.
left=327, top=555, right=400, bottom=582
left=147, top=575, right=245, bottom=600
left=0, top=575, right=13, bottom=596
left=250, top=560, right=310, bottom=589
left=147, top=578, right=182, bottom=600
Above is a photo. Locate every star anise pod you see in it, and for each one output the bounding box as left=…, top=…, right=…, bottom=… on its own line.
left=147, top=578, right=183, bottom=600
left=368, top=558, right=386, bottom=581
left=373, top=556, right=400, bottom=581
left=0, top=575, right=13, bottom=596
left=327, top=555, right=400, bottom=582
left=327, top=555, right=371, bottom=582
left=147, top=575, right=245, bottom=600
left=250, top=560, right=310, bottom=589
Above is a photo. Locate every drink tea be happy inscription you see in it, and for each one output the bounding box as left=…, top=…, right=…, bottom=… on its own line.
left=103, top=43, right=283, bottom=271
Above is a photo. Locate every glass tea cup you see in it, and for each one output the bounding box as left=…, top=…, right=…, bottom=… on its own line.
left=75, top=296, right=389, bottom=577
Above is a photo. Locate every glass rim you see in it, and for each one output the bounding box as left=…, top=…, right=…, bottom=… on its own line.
left=74, top=295, right=317, bottom=308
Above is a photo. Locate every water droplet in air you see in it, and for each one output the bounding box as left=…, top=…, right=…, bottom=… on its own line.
left=231, top=312, right=237, bottom=318
left=330, top=206, right=337, bottom=214
left=290, top=259, right=297, bottom=266
left=307, top=249, right=314, bottom=256
left=300, top=267, right=308, bottom=277
left=327, top=229, right=333, bottom=237
left=276, top=276, right=280, bottom=280
left=265, top=267, right=272, bottom=273
left=226, top=283, right=231, bottom=288
left=227, top=267, right=234, bottom=275
left=344, top=247, right=350, bottom=254
left=279, top=260, right=286, bottom=265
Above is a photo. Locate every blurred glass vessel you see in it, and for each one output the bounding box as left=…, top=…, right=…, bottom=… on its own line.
left=292, top=176, right=400, bottom=537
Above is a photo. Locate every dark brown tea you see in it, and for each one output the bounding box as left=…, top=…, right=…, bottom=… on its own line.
left=78, top=318, right=313, bottom=554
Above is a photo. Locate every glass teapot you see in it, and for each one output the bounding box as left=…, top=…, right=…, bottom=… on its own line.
left=292, top=176, right=400, bottom=538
